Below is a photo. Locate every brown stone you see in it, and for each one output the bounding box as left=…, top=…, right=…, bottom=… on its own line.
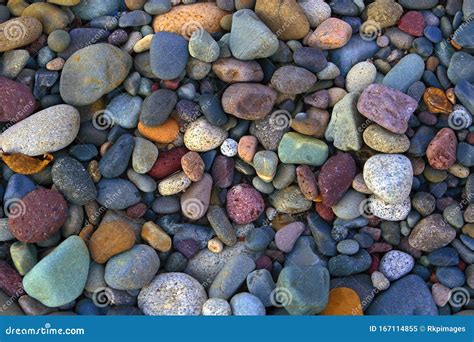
left=423, top=87, right=453, bottom=114
left=308, top=18, right=352, bottom=50
left=318, top=153, right=356, bottom=206
left=366, top=0, right=403, bottom=28
left=0, top=261, right=24, bottom=298
left=125, top=0, right=146, bottom=10
left=238, top=135, right=258, bottom=163
left=148, top=146, right=188, bottom=180
left=141, top=221, right=172, bottom=252
left=408, top=214, right=456, bottom=252
left=296, top=165, right=318, bottom=201
left=426, top=127, right=457, bottom=170
left=212, top=58, right=264, bottom=84
left=181, top=151, right=205, bottom=182
left=221, top=83, right=277, bottom=120
left=152, top=3, right=228, bottom=38
left=291, top=108, right=330, bottom=138
left=22, top=3, right=70, bottom=34
left=0, top=16, right=42, bottom=52
left=254, top=0, right=310, bottom=40
left=89, top=220, right=136, bottom=264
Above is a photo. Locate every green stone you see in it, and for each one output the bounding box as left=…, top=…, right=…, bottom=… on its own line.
left=10, top=242, right=37, bottom=276
left=269, top=185, right=312, bottom=214
left=253, top=150, right=278, bottom=183
left=23, top=236, right=89, bottom=307
left=278, top=132, right=328, bottom=166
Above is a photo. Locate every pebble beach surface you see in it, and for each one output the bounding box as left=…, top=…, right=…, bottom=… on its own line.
left=0, top=0, right=473, bottom=316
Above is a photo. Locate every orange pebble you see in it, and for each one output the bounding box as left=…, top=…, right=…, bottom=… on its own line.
left=138, top=117, right=179, bottom=144
left=321, top=287, right=364, bottom=315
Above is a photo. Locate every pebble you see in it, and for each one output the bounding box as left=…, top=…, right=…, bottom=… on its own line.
left=328, top=250, right=372, bottom=276
left=207, top=205, right=237, bottom=247
left=96, top=178, right=141, bottom=210
left=60, top=44, right=132, bottom=106
left=320, top=287, right=363, bottom=315
left=379, top=250, right=415, bottom=281
left=158, top=171, right=191, bottom=196
left=436, top=266, right=466, bottom=288
left=298, top=0, right=331, bottom=28
left=99, top=134, right=134, bottom=178
left=331, top=190, right=366, bottom=220
left=138, top=273, right=207, bottom=315
left=209, top=255, right=256, bottom=299
left=363, top=125, right=410, bottom=153
left=0, top=104, right=80, bottom=156
left=23, top=236, right=89, bottom=307
left=184, top=117, right=228, bottom=152
left=271, top=65, right=317, bottom=94
left=345, top=61, right=377, bottom=94
left=253, top=151, right=278, bottom=182
left=276, top=265, right=329, bottom=315
left=89, top=220, right=136, bottom=264
left=148, top=147, right=187, bottom=180
left=229, top=9, right=279, bottom=60
left=296, top=165, right=318, bottom=201
left=382, top=54, right=425, bottom=93
left=370, top=196, right=412, bottom=221
left=212, top=58, right=263, bottom=83
left=202, top=298, right=232, bottom=316
left=141, top=221, right=172, bottom=252
left=140, top=89, right=177, bottom=126
left=105, top=244, right=160, bottom=290
left=269, top=185, right=312, bottom=214
left=409, top=214, right=456, bottom=252
left=308, top=18, right=352, bottom=50
left=0, top=17, right=42, bottom=52
left=72, top=0, right=119, bottom=20
left=363, top=154, right=413, bottom=204
left=132, top=137, right=159, bottom=174
left=447, top=52, right=474, bottom=85
left=336, top=239, right=360, bottom=255
left=426, top=128, right=457, bottom=170
left=226, top=184, right=265, bottom=224
left=319, top=153, right=356, bottom=206
left=0, top=76, right=36, bottom=123
left=10, top=242, right=37, bottom=276
left=278, top=132, right=328, bottom=166
left=189, top=28, right=219, bottom=63
left=221, top=83, right=277, bottom=120
left=230, top=293, right=265, bottom=315
left=371, top=271, right=390, bottom=291
left=150, top=32, right=189, bottom=80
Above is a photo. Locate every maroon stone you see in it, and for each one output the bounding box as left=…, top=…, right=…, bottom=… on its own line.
left=211, top=155, right=234, bottom=188
left=315, top=202, right=335, bottom=221
left=147, top=146, right=188, bottom=180
left=398, top=11, right=425, bottom=37
left=367, top=242, right=393, bottom=254
left=368, top=254, right=380, bottom=274
left=126, top=202, right=147, bottom=219
left=255, top=255, right=272, bottom=271
left=360, top=226, right=381, bottom=241
left=226, top=184, right=265, bottom=225
left=175, top=239, right=199, bottom=259
left=0, top=261, right=25, bottom=298
left=318, top=153, right=356, bottom=207
left=296, top=165, right=318, bottom=201
left=304, top=89, right=329, bottom=109
left=9, top=188, right=68, bottom=243
left=426, top=127, right=457, bottom=170
left=357, top=83, right=418, bottom=134
left=0, top=76, right=36, bottom=123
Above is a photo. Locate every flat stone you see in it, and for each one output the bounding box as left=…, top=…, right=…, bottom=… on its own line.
left=271, top=65, right=317, bottom=94
left=150, top=31, right=188, bottom=80
left=278, top=132, right=328, bottom=166
left=212, top=58, right=263, bottom=83
left=382, top=54, right=425, bottom=93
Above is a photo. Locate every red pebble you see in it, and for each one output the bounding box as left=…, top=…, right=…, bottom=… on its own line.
left=151, top=82, right=160, bottom=92
left=466, top=133, right=474, bottom=145
left=162, top=78, right=180, bottom=90
left=126, top=202, right=147, bottom=219
left=255, top=255, right=272, bottom=271
left=368, top=242, right=393, bottom=254
left=0, top=261, right=24, bottom=298
left=398, top=11, right=425, bottom=37
left=368, top=254, right=380, bottom=274
left=367, top=216, right=381, bottom=227
left=148, top=147, right=188, bottom=180
left=458, top=260, right=466, bottom=271
left=315, top=202, right=335, bottom=221
left=226, top=184, right=265, bottom=225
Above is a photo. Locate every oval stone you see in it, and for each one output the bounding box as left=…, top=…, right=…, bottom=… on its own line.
left=0, top=17, right=43, bottom=52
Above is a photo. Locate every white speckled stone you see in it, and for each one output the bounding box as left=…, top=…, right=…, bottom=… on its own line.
left=0, top=104, right=80, bottom=156
left=369, top=195, right=411, bottom=221
left=371, top=271, right=390, bottom=291
left=138, top=272, right=207, bottom=315
left=202, top=298, right=232, bottom=316
left=184, top=117, right=228, bottom=152
left=220, top=138, right=238, bottom=157
left=158, top=171, right=191, bottom=196
left=379, top=250, right=414, bottom=281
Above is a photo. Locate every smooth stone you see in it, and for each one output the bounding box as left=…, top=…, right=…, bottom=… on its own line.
left=253, top=150, right=278, bottom=182
left=144, top=0, right=171, bottom=15
left=271, top=65, right=317, bottom=94
left=328, top=250, right=372, bottom=276
left=10, top=242, right=37, bottom=276
left=325, top=93, right=364, bottom=151
left=276, top=265, right=329, bottom=315
left=297, top=0, right=331, bottom=28
left=199, top=94, right=228, bottom=125
left=0, top=104, right=79, bottom=156
left=336, top=239, right=360, bottom=255
left=132, top=137, right=158, bottom=174
left=58, top=28, right=110, bottom=60
left=230, top=293, right=265, bottom=315
left=158, top=171, right=191, bottom=196
left=72, top=0, right=120, bottom=21
left=150, top=31, right=188, bottom=80
left=140, top=89, right=177, bottom=126
left=127, top=169, right=156, bottom=193
left=3, top=174, right=36, bottom=206
left=247, top=269, right=275, bottom=307
left=22, top=3, right=69, bottom=34
left=184, top=117, right=228, bottom=152
left=245, top=226, right=275, bottom=252
left=447, top=52, right=474, bottom=85
left=329, top=35, right=378, bottom=76
left=308, top=17, right=352, bottom=50
left=398, top=0, right=438, bottom=9
left=275, top=222, right=305, bottom=253
left=0, top=76, right=36, bottom=123
left=189, top=28, right=220, bottom=63
left=366, top=275, right=438, bottom=315
left=209, top=255, right=256, bottom=300
left=307, top=212, right=337, bottom=256
left=106, top=94, right=142, bottom=129
left=363, top=154, right=413, bottom=204
left=370, top=196, right=411, bottom=221
left=249, top=113, right=289, bottom=151
left=212, top=58, right=263, bottom=83
left=382, top=54, right=425, bottom=93
left=207, top=206, right=237, bottom=247
left=119, top=10, right=151, bottom=27
left=379, top=250, right=414, bottom=281
left=427, top=247, right=459, bottom=266
left=229, top=9, right=279, bottom=60
left=269, top=185, right=312, bottom=214
left=60, top=44, right=132, bottom=106
left=0, top=50, right=30, bottom=79
left=331, top=189, right=366, bottom=220
left=69, top=144, right=98, bottom=161
left=436, top=267, right=465, bottom=288
left=99, top=134, right=134, bottom=178
left=318, top=153, right=356, bottom=206
left=52, top=156, right=97, bottom=205
left=180, top=174, right=212, bottom=220
left=226, top=184, right=265, bottom=224
left=345, top=61, right=377, bottom=94
left=409, top=214, right=456, bottom=252
left=363, top=125, right=410, bottom=153
left=0, top=17, right=42, bottom=52
left=202, top=298, right=232, bottom=316
left=96, top=178, right=141, bottom=210
left=23, top=236, right=89, bottom=307
left=294, top=47, right=327, bottom=73
left=105, top=244, right=160, bottom=290
left=278, top=132, right=328, bottom=166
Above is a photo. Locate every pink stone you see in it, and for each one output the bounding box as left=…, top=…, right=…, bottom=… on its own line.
left=275, top=222, right=305, bottom=253
left=318, top=153, right=356, bottom=206
left=226, top=184, right=265, bottom=224
left=398, top=11, right=425, bottom=37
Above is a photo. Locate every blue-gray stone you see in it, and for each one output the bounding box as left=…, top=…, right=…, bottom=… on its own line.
left=307, top=213, right=337, bottom=256
left=366, top=275, right=438, bottom=315
left=245, top=226, right=275, bottom=252
left=58, top=28, right=110, bottom=60
left=105, top=244, right=160, bottom=290
left=436, top=267, right=466, bottom=288
left=106, top=93, right=142, bottom=129
left=427, top=247, right=459, bottom=266
left=330, top=35, right=378, bottom=76
left=89, top=16, right=119, bottom=30
left=455, top=80, right=474, bottom=114
left=447, top=52, right=474, bottom=85
left=285, top=237, right=328, bottom=268
left=246, top=269, right=275, bottom=307
left=230, top=293, right=265, bottom=315
left=72, top=0, right=120, bottom=21
left=52, top=156, right=97, bottom=205
left=460, top=234, right=474, bottom=251
left=331, top=274, right=375, bottom=310
left=23, top=236, right=90, bottom=307
left=424, top=25, right=443, bottom=43
left=119, top=10, right=151, bottom=27
left=276, top=264, right=329, bottom=315
left=434, top=40, right=455, bottom=67
left=452, top=21, right=474, bottom=49
left=145, top=0, right=172, bottom=15
left=209, top=255, right=256, bottom=300
left=413, top=37, right=433, bottom=57
left=199, top=94, right=228, bottom=126
left=33, top=70, right=58, bottom=99
left=69, top=144, right=98, bottom=161
left=407, top=81, right=426, bottom=102
left=382, top=54, right=425, bottom=93
left=173, top=224, right=214, bottom=249
left=452, top=239, right=474, bottom=264
left=328, top=249, right=372, bottom=276
left=409, top=126, right=436, bottom=157
left=150, top=32, right=189, bottom=80
left=398, top=0, right=438, bottom=9
left=329, top=0, right=359, bottom=15
left=457, top=142, right=474, bottom=167
left=3, top=174, right=36, bottom=206
left=336, top=239, right=360, bottom=255
left=99, top=134, right=134, bottom=178
left=96, top=178, right=141, bottom=210
left=140, top=89, right=177, bottom=126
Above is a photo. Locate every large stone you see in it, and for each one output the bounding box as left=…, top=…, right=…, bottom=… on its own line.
left=409, top=214, right=456, bottom=252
